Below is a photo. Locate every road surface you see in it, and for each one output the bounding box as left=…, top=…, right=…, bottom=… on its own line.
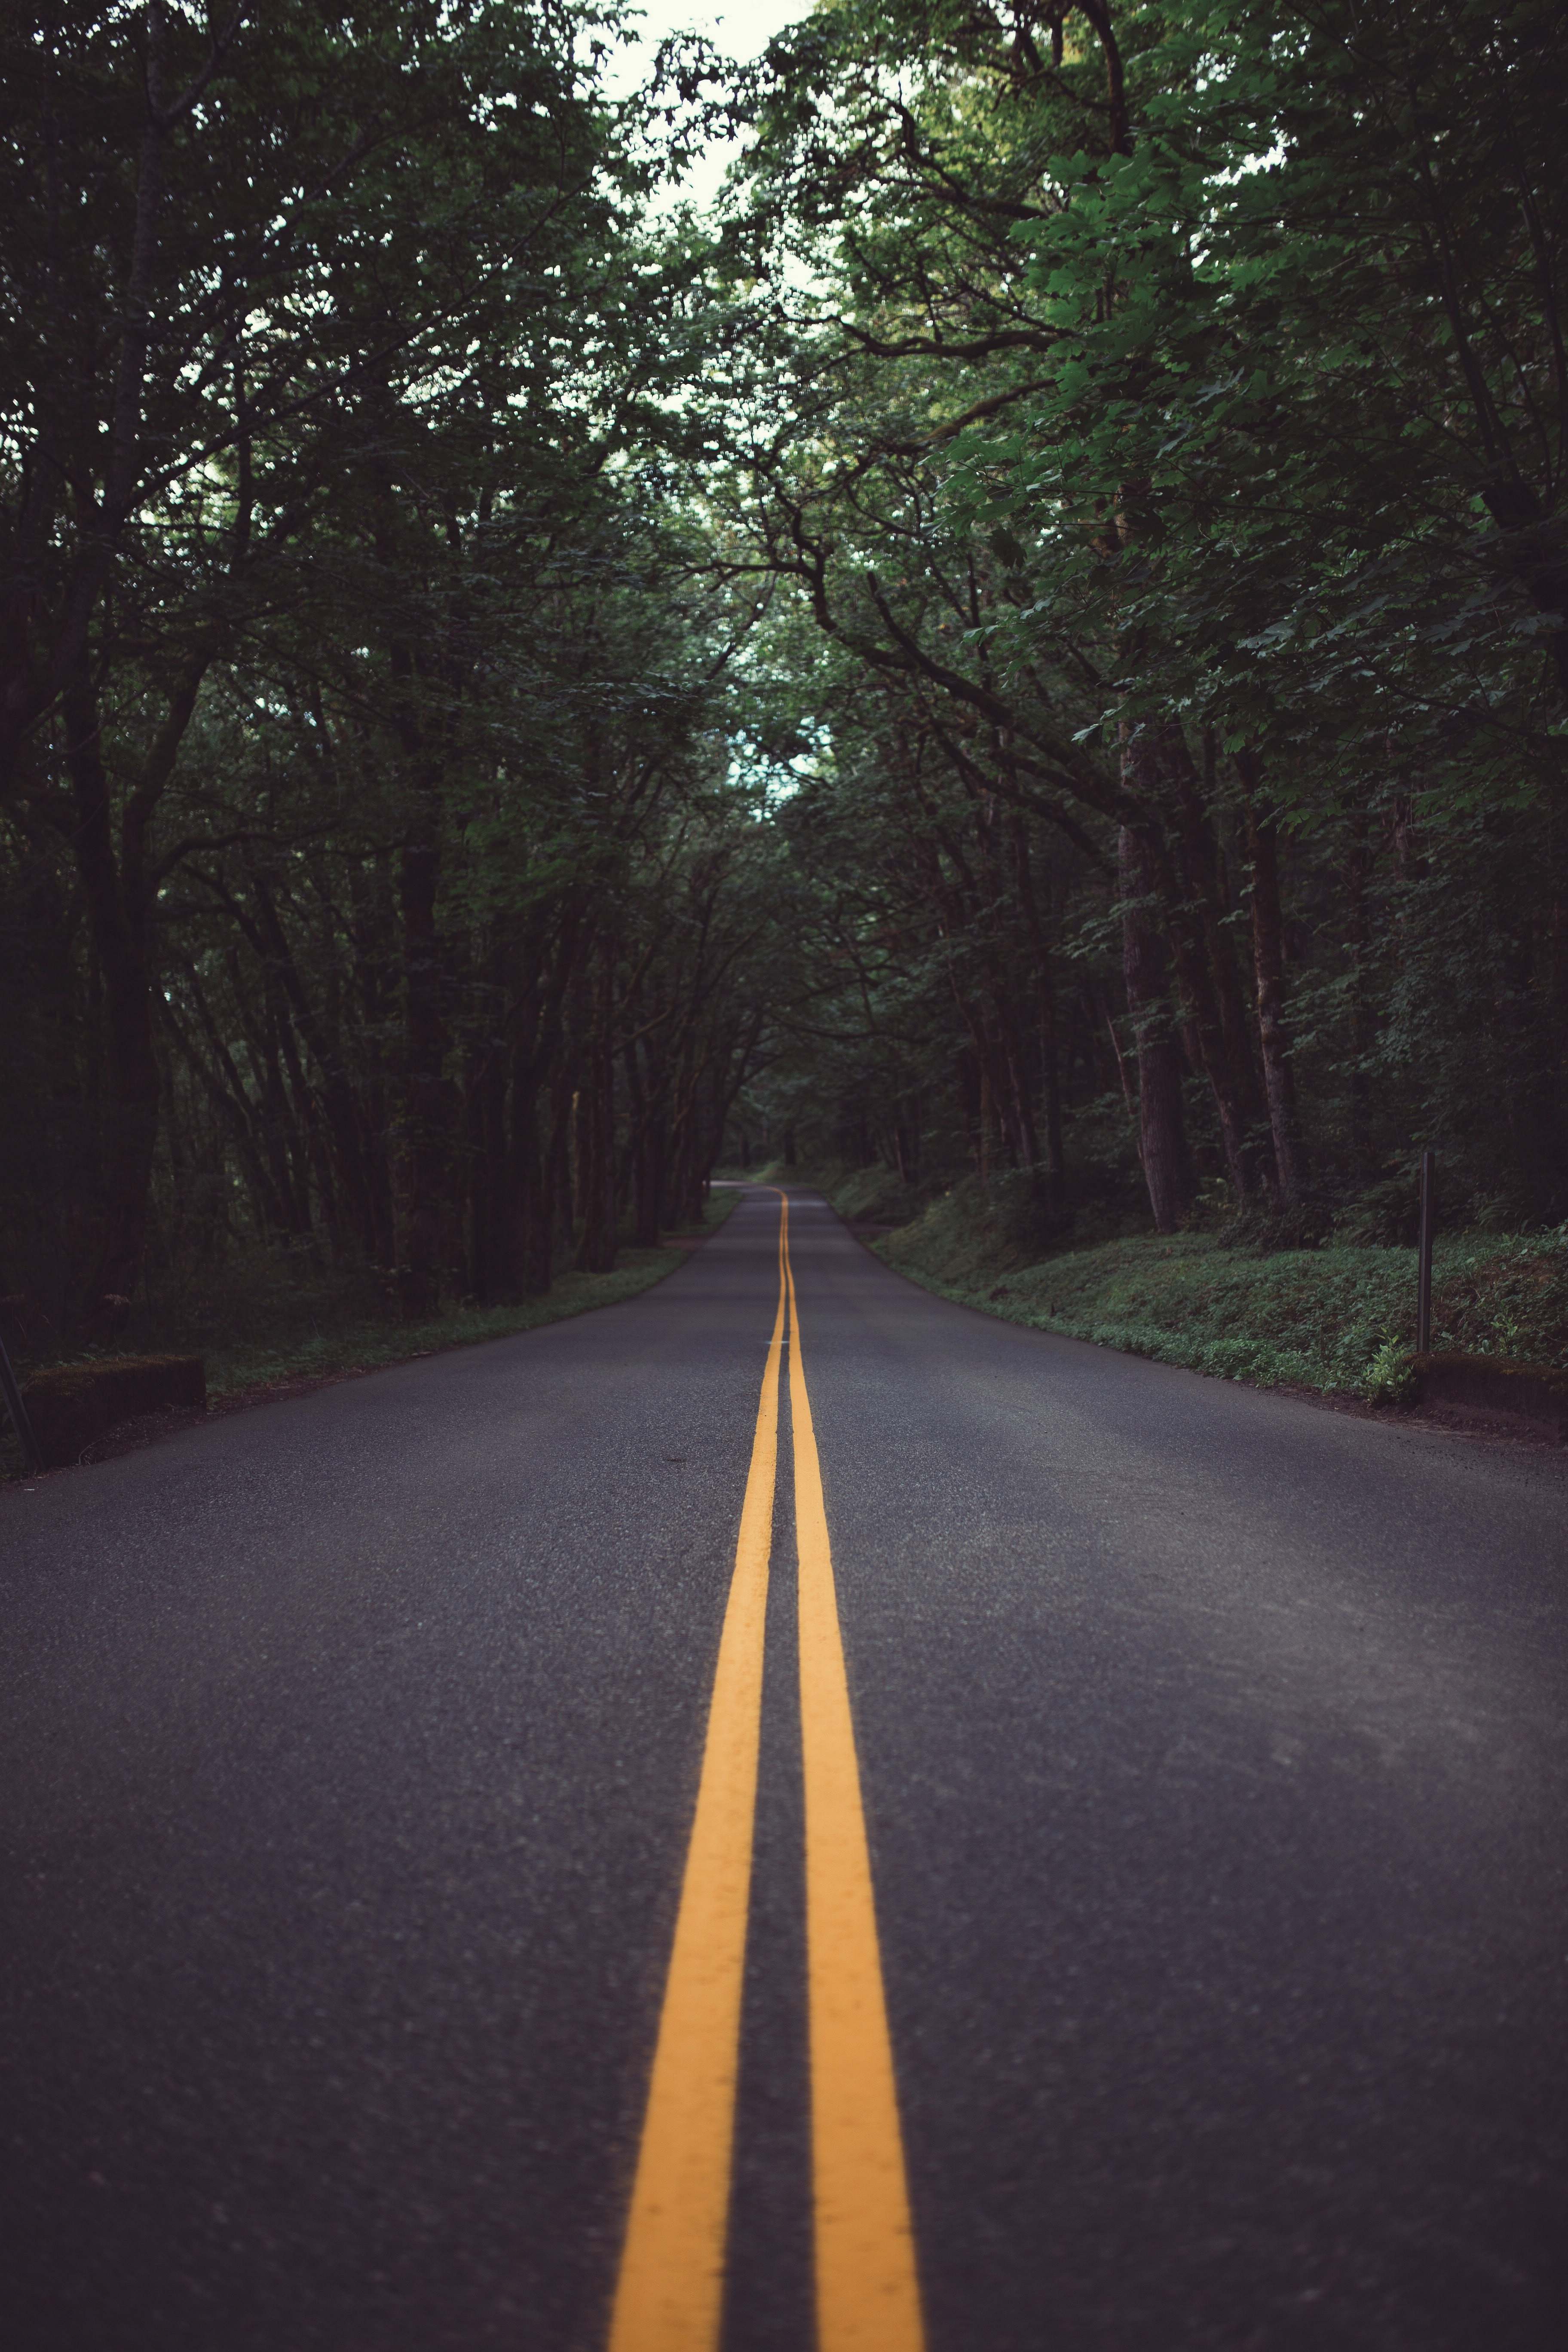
left=3, top=1187, right=1566, bottom=2349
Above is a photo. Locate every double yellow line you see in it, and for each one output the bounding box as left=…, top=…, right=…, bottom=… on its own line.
left=608, top=1192, right=924, bottom=2352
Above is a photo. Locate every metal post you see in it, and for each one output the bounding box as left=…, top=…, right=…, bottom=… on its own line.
left=1416, top=1147, right=1435, bottom=1357
left=0, top=1327, right=42, bottom=1475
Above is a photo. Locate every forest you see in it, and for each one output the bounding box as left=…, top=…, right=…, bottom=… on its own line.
left=3, top=0, right=1566, bottom=1403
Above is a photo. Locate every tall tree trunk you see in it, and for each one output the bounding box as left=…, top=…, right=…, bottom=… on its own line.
left=398, top=810, right=446, bottom=1319
left=469, top=1032, right=513, bottom=1302
left=1237, top=754, right=1308, bottom=1205
left=574, top=1066, right=616, bottom=1270
left=1173, top=792, right=1268, bottom=1192
left=1148, top=754, right=1264, bottom=1202
left=251, top=872, right=378, bottom=1262
left=510, top=898, right=588, bottom=1294
left=511, top=1081, right=551, bottom=1298
left=545, top=1065, right=575, bottom=1278
left=1119, top=821, right=1193, bottom=1231
left=1010, top=815, right=1066, bottom=1207
left=977, top=1063, right=995, bottom=1189
left=628, top=1050, right=668, bottom=1250
left=624, top=1017, right=667, bottom=1250
left=573, top=947, right=619, bottom=1274
left=62, top=674, right=159, bottom=1338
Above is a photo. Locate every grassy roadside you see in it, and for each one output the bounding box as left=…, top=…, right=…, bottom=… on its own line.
left=879, top=1203, right=1568, bottom=1401
left=205, top=1254, right=676, bottom=1400
left=204, top=1188, right=741, bottom=1399
left=747, top=1161, right=1568, bottom=1403
left=2, top=1191, right=740, bottom=1476
left=883, top=1231, right=1568, bottom=1401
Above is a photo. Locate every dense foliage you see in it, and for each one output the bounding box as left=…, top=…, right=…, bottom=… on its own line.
left=718, top=0, right=1568, bottom=1246
left=1, top=0, right=776, bottom=1349
left=3, top=0, right=1565, bottom=1365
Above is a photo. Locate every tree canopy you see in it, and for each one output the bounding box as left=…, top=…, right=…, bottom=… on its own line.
left=3, top=0, right=1565, bottom=1353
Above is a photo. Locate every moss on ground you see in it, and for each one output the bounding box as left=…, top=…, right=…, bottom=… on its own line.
left=875, top=1188, right=1568, bottom=1401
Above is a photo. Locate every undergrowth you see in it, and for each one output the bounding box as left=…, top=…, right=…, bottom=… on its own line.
left=875, top=1182, right=1568, bottom=1400
left=3, top=1194, right=739, bottom=1473
left=196, top=1185, right=738, bottom=1399
left=202, top=1251, right=686, bottom=1401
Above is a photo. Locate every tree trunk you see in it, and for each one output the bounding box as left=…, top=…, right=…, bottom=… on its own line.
left=1119, top=821, right=1193, bottom=1231
left=1237, top=756, right=1308, bottom=1205
left=625, top=1026, right=667, bottom=1248
left=545, top=1065, right=575, bottom=1278
left=573, top=954, right=618, bottom=1273
left=398, top=815, right=447, bottom=1320
left=1009, top=815, right=1066, bottom=1207
left=251, top=872, right=380, bottom=1262
left=469, top=1031, right=513, bottom=1302
left=1152, top=758, right=1265, bottom=1202
left=62, top=674, right=160, bottom=1339
left=1176, top=798, right=1268, bottom=1192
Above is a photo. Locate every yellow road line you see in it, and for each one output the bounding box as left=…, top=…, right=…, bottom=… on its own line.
left=786, top=1217, right=925, bottom=2352
left=608, top=1194, right=788, bottom=2352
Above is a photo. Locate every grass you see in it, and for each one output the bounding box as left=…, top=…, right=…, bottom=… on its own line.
left=875, top=1191, right=1568, bottom=1403
left=203, top=1250, right=689, bottom=1400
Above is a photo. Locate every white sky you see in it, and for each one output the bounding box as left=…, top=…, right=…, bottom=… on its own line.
left=605, top=0, right=814, bottom=207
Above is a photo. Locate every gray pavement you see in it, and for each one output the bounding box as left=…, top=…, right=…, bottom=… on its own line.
left=3, top=1187, right=1566, bottom=2348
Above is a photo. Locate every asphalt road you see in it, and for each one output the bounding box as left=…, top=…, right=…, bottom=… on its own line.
left=3, top=1187, right=1566, bottom=2351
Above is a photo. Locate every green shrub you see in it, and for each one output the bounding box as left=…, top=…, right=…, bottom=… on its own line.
left=1360, top=1335, right=1418, bottom=1405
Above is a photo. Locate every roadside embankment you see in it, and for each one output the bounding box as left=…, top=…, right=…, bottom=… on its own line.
left=857, top=1183, right=1568, bottom=1406
left=881, top=1219, right=1567, bottom=1403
